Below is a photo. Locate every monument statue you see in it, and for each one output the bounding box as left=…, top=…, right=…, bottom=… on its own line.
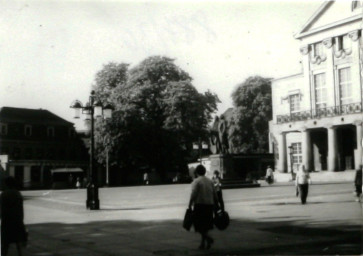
left=210, top=115, right=229, bottom=155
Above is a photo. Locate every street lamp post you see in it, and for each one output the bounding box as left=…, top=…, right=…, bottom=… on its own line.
left=288, top=145, right=294, bottom=180
left=198, top=137, right=202, bottom=164
left=70, top=90, right=113, bottom=210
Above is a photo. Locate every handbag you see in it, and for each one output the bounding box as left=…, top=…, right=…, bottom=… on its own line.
left=214, top=210, right=230, bottom=230
left=183, top=208, right=194, bottom=231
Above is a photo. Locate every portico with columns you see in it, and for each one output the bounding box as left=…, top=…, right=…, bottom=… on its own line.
left=272, top=119, right=362, bottom=174
left=269, top=1, right=363, bottom=175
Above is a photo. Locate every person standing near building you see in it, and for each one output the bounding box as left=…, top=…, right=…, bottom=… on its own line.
left=265, top=165, right=274, bottom=184
left=1, top=176, right=27, bottom=256
left=212, top=170, right=225, bottom=212
left=295, top=165, right=311, bottom=204
left=188, top=165, right=219, bottom=250
left=354, top=165, right=362, bottom=202
left=143, top=172, right=149, bottom=185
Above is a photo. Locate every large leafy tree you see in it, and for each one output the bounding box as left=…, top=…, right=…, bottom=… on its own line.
left=230, top=76, right=272, bottom=153
left=93, top=56, right=219, bottom=183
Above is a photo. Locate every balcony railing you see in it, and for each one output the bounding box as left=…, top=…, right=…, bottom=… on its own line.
left=276, top=102, right=363, bottom=124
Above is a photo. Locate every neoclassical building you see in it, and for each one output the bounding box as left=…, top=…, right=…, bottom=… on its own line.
left=269, top=1, right=363, bottom=173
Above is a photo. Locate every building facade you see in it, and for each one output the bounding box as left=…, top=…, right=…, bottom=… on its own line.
left=269, top=1, right=363, bottom=173
left=0, top=107, right=88, bottom=188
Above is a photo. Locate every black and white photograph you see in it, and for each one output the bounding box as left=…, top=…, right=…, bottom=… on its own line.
left=0, top=0, right=362, bottom=255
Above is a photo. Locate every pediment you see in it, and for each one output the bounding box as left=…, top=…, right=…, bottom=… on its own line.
left=296, top=1, right=362, bottom=39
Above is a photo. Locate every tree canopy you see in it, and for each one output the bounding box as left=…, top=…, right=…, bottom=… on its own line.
left=230, top=76, right=272, bottom=153
left=93, top=56, right=219, bottom=183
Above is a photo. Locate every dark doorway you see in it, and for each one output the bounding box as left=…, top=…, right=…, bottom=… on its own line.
left=14, top=166, right=24, bottom=188
left=310, top=129, right=328, bottom=171
left=336, top=125, right=356, bottom=170
left=31, top=166, right=41, bottom=187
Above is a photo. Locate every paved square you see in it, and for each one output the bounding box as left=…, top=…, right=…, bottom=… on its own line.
left=4, top=182, right=363, bottom=255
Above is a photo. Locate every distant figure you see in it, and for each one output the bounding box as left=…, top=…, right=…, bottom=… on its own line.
left=188, top=165, right=219, bottom=250
left=212, top=170, right=225, bottom=212
left=1, top=176, right=27, bottom=256
left=68, top=174, right=73, bottom=187
left=295, top=165, right=311, bottom=204
left=143, top=172, right=149, bottom=185
left=265, top=165, right=274, bottom=184
left=354, top=165, right=362, bottom=202
left=76, top=177, right=81, bottom=189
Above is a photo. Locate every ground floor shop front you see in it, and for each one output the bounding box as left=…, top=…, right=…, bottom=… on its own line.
left=2, top=160, right=87, bottom=189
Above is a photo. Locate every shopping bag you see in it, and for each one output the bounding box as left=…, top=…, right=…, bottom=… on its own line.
left=183, top=208, right=194, bottom=231
left=214, top=210, right=230, bottom=230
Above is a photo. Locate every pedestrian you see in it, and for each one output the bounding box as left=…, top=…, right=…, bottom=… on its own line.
left=188, top=165, right=219, bottom=250
left=76, top=177, right=81, bottom=189
left=143, top=172, right=149, bottom=185
left=295, top=165, right=311, bottom=204
left=1, top=176, right=27, bottom=256
left=212, top=170, right=225, bottom=212
left=68, top=173, right=73, bottom=187
left=265, top=165, right=274, bottom=184
left=354, top=165, right=362, bottom=202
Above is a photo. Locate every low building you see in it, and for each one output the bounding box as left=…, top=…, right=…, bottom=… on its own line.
left=269, top=1, right=363, bottom=173
left=0, top=107, right=88, bottom=189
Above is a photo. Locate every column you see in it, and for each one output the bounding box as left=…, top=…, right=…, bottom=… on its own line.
left=23, top=166, right=31, bottom=188
left=355, top=121, right=362, bottom=168
left=277, top=132, right=287, bottom=173
left=301, top=128, right=312, bottom=171
left=327, top=126, right=337, bottom=172
left=40, top=165, right=45, bottom=186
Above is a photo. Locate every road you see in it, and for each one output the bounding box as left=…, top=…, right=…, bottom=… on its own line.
left=4, top=182, right=363, bottom=255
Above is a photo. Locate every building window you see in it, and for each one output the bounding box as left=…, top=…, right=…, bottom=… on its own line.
left=24, top=148, right=32, bottom=159
left=47, top=127, right=55, bottom=137
left=24, top=125, right=32, bottom=136
left=338, top=67, right=352, bottom=105
left=289, top=94, right=300, bottom=113
left=36, top=148, right=43, bottom=159
left=0, top=123, right=7, bottom=135
left=1, top=147, right=9, bottom=155
left=13, top=147, right=21, bottom=159
left=314, top=73, right=327, bottom=109
left=291, top=142, right=302, bottom=172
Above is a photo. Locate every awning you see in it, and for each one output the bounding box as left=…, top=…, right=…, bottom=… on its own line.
left=51, top=168, right=84, bottom=174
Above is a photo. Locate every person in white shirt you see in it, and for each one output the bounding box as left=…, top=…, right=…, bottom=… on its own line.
left=265, top=166, right=274, bottom=184
left=188, top=165, right=219, bottom=250
left=212, top=170, right=224, bottom=212
left=295, top=165, right=311, bottom=204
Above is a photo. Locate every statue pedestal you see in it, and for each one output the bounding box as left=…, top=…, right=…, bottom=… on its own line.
left=209, top=154, right=237, bottom=179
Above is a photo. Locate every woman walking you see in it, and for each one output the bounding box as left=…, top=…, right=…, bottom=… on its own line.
left=1, top=176, right=27, bottom=256
left=295, top=165, right=311, bottom=204
left=188, top=165, right=219, bottom=250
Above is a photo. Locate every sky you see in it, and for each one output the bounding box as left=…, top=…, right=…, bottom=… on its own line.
left=0, top=0, right=322, bottom=130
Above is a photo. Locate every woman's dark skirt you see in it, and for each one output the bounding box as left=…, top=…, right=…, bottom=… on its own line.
left=1, top=221, right=27, bottom=244
left=193, top=204, right=214, bottom=233
left=298, top=184, right=309, bottom=204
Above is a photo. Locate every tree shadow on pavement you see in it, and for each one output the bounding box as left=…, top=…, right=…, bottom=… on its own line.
left=18, top=217, right=362, bottom=256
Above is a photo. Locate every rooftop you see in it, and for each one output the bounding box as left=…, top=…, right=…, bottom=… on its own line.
left=0, top=106, right=73, bottom=126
